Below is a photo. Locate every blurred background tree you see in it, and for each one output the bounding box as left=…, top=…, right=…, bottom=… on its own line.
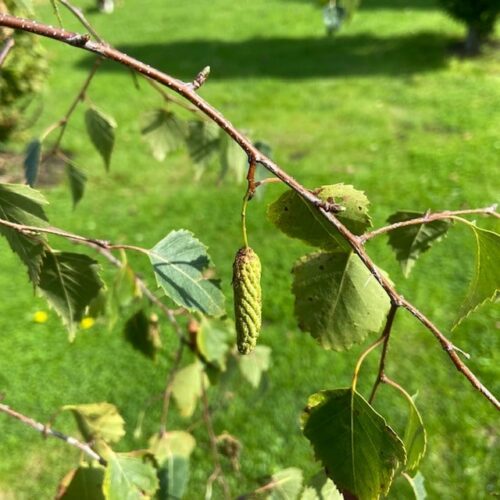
left=438, top=0, right=499, bottom=54
left=0, top=0, right=48, bottom=144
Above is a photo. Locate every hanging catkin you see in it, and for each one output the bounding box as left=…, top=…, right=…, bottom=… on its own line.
left=232, top=247, right=262, bottom=354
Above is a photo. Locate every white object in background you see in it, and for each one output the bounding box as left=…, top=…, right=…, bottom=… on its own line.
left=98, top=0, right=114, bottom=14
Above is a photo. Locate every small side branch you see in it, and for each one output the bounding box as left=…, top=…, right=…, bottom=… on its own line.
left=189, top=65, right=210, bottom=91
left=201, top=379, right=230, bottom=500
left=360, top=205, right=498, bottom=243
left=0, top=402, right=105, bottom=465
left=0, top=36, right=14, bottom=67
left=369, top=304, right=398, bottom=403
left=0, top=217, right=186, bottom=340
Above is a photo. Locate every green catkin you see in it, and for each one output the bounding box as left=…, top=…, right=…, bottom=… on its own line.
left=232, top=247, right=262, bottom=354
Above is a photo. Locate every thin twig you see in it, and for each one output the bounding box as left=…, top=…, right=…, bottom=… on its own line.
left=368, top=304, right=398, bottom=403
left=360, top=205, right=498, bottom=243
left=0, top=402, right=105, bottom=465
left=201, top=377, right=230, bottom=500
left=0, top=13, right=498, bottom=410
left=159, top=338, right=185, bottom=435
left=49, top=57, right=102, bottom=152
left=0, top=36, right=14, bottom=67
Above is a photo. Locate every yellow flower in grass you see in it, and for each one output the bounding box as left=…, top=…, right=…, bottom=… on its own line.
left=80, top=317, right=95, bottom=330
left=33, top=311, right=48, bottom=323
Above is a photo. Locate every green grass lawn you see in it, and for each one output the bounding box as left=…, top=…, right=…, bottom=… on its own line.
left=0, top=0, right=499, bottom=498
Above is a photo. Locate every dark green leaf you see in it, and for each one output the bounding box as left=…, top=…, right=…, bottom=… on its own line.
left=124, top=309, right=161, bottom=360
left=293, top=251, right=390, bottom=351
left=37, top=251, right=104, bottom=340
left=302, top=388, right=406, bottom=500
left=0, top=183, right=48, bottom=283
left=103, top=453, right=159, bottom=500
left=454, top=226, right=500, bottom=328
left=24, top=139, right=42, bottom=187
left=141, top=109, right=185, bottom=162
left=219, top=132, right=247, bottom=183
left=149, top=229, right=225, bottom=317
left=238, top=344, right=271, bottom=387
left=268, top=184, right=371, bottom=251
left=402, top=395, right=426, bottom=474
left=63, top=402, right=125, bottom=444
left=266, top=468, right=303, bottom=500
left=85, top=107, right=117, bottom=171
left=171, top=361, right=206, bottom=418
left=57, top=466, right=105, bottom=500
left=186, top=120, right=220, bottom=172
left=196, top=318, right=234, bottom=371
left=149, top=431, right=195, bottom=500
left=386, top=211, right=451, bottom=277
left=65, top=163, right=87, bottom=209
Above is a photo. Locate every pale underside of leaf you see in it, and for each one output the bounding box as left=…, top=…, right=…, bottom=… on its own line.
left=293, top=251, right=390, bottom=351
left=149, top=229, right=225, bottom=317
left=453, top=225, right=500, bottom=328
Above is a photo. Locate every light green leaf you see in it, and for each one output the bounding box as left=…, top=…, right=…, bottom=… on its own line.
left=171, top=361, right=206, bottom=418
left=24, top=139, right=42, bottom=187
left=0, top=183, right=48, bottom=283
left=63, top=402, right=125, bottom=444
left=149, top=431, right=196, bottom=460
left=37, top=251, right=104, bottom=340
left=219, top=132, right=247, bottom=183
left=268, top=184, right=371, bottom=251
left=302, top=389, right=406, bottom=500
left=402, top=395, right=426, bottom=474
left=404, top=472, right=427, bottom=500
left=386, top=211, right=451, bottom=277
left=85, top=107, right=117, bottom=171
left=124, top=310, right=161, bottom=360
left=58, top=466, right=105, bottom=500
left=293, top=251, right=390, bottom=351
left=149, top=432, right=195, bottom=500
left=65, top=163, right=87, bottom=209
left=141, top=109, right=185, bottom=162
left=238, top=344, right=272, bottom=387
left=267, top=468, right=303, bottom=500
left=149, top=229, right=225, bottom=317
left=186, top=120, right=220, bottom=170
left=103, top=453, right=159, bottom=500
left=196, top=318, right=234, bottom=371
left=303, top=471, right=343, bottom=499
left=454, top=226, right=500, bottom=328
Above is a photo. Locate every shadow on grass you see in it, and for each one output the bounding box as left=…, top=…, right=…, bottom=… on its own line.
left=281, top=0, right=438, bottom=8
left=77, top=32, right=452, bottom=79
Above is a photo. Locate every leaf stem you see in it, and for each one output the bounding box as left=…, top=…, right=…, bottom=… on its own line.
left=351, top=333, right=386, bottom=393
